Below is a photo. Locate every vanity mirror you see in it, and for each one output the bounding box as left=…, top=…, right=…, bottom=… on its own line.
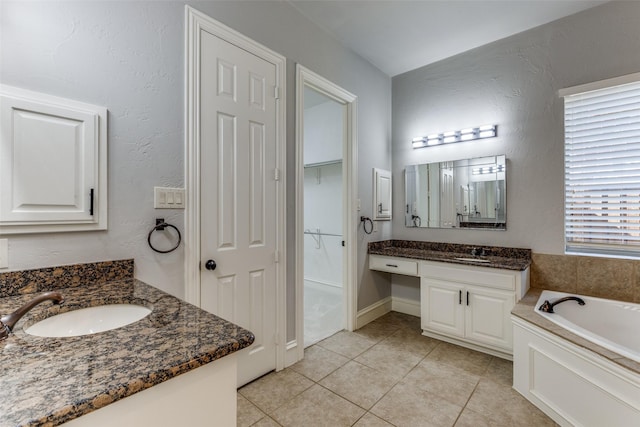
left=405, top=155, right=506, bottom=230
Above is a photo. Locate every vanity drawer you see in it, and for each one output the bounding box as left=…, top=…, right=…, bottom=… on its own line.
left=420, top=260, right=516, bottom=291
left=369, top=255, right=418, bottom=276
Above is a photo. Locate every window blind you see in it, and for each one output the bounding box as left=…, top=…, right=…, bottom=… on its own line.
left=564, top=79, right=640, bottom=256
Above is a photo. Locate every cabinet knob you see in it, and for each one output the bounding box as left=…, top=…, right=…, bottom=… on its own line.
left=205, top=259, right=217, bottom=271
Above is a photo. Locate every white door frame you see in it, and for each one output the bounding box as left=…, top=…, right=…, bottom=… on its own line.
left=184, top=6, right=287, bottom=372
left=295, top=65, right=358, bottom=361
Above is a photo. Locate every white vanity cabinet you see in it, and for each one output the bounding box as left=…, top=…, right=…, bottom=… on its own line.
left=420, top=260, right=529, bottom=359
left=64, top=354, right=237, bottom=426
left=368, top=253, right=529, bottom=358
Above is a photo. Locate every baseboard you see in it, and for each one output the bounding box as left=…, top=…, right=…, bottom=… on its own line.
left=284, top=340, right=301, bottom=367
left=391, top=296, right=421, bottom=317
left=356, top=296, right=392, bottom=329
left=421, top=329, right=512, bottom=360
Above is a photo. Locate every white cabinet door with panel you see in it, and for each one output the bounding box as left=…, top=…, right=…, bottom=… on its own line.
left=421, top=278, right=464, bottom=338
left=372, top=168, right=391, bottom=220
left=422, top=281, right=514, bottom=349
left=0, top=85, right=107, bottom=234
left=465, top=285, right=514, bottom=351
left=420, top=260, right=528, bottom=359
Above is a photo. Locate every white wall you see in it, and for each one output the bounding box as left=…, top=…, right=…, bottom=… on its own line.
left=390, top=1, right=640, bottom=302
left=303, top=90, right=343, bottom=165
left=1, top=1, right=185, bottom=297
left=0, top=1, right=392, bottom=339
left=392, top=1, right=640, bottom=252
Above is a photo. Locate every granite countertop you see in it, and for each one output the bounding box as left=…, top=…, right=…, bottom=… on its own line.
left=512, top=289, right=640, bottom=375
left=0, top=278, right=255, bottom=427
left=368, top=240, right=531, bottom=271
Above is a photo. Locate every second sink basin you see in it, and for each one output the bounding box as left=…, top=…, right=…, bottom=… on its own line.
left=25, top=304, right=151, bottom=337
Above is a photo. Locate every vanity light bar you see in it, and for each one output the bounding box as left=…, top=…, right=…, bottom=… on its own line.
left=412, top=125, right=497, bottom=149
left=472, top=164, right=505, bottom=175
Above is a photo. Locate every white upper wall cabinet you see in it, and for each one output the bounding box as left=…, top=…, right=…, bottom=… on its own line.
left=0, top=85, right=107, bottom=234
left=373, top=168, right=392, bottom=220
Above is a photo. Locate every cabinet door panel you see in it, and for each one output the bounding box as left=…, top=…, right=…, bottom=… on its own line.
left=0, top=85, right=107, bottom=233
left=373, top=168, right=392, bottom=220
left=465, top=286, right=514, bottom=350
left=421, top=279, right=464, bottom=337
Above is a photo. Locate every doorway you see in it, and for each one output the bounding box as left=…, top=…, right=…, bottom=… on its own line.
left=302, top=87, right=345, bottom=346
left=295, top=66, right=358, bottom=359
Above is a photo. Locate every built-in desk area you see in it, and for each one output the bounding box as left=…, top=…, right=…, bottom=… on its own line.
left=368, top=240, right=531, bottom=359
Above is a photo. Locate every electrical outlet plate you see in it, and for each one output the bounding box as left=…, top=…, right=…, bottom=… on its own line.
left=154, top=187, right=186, bottom=209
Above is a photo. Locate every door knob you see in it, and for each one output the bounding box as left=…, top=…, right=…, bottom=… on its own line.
left=205, top=259, right=217, bottom=271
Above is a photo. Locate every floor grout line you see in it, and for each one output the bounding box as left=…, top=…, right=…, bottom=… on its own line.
left=238, top=312, right=546, bottom=427
left=453, top=378, right=482, bottom=426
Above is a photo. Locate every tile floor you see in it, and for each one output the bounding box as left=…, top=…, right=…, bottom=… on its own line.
left=303, top=280, right=343, bottom=347
left=238, top=311, right=557, bottom=427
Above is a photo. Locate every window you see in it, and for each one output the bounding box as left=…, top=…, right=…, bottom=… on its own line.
left=561, top=73, right=640, bottom=257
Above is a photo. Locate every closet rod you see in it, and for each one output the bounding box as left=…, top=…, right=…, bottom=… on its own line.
left=303, top=231, right=343, bottom=237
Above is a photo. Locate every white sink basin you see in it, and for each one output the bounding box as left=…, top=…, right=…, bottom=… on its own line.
left=454, top=257, right=491, bottom=263
left=25, top=304, right=151, bottom=337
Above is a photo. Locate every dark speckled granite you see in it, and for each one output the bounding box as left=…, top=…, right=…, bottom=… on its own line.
left=0, top=259, right=134, bottom=298
left=368, top=240, right=531, bottom=271
left=0, top=277, right=253, bottom=426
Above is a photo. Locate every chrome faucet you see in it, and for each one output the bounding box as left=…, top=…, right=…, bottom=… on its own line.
left=538, top=296, right=585, bottom=313
left=0, top=291, right=64, bottom=340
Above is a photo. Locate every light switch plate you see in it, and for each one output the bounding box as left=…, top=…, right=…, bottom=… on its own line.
left=0, top=239, right=8, bottom=269
left=154, top=187, right=186, bottom=209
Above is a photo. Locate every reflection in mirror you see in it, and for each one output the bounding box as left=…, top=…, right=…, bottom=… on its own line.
left=405, top=155, right=506, bottom=230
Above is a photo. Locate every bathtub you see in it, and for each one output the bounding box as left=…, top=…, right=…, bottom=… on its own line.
left=512, top=291, right=640, bottom=426
left=534, top=290, right=640, bottom=363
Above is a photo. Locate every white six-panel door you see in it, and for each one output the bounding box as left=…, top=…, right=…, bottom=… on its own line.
left=440, top=162, right=455, bottom=227
left=199, top=30, right=278, bottom=387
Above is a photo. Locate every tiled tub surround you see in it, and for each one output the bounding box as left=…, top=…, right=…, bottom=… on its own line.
left=368, top=240, right=531, bottom=270
left=531, top=253, right=640, bottom=303
left=0, top=261, right=254, bottom=427
left=510, top=248, right=640, bottom=423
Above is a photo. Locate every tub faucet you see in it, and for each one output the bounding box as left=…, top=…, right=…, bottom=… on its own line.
left=0, top=291, right=64, bottom=340
left=539, top=296, right=585, bottom=313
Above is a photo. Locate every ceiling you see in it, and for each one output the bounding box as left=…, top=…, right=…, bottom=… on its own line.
left=288, top=0, right=609, bottom=77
